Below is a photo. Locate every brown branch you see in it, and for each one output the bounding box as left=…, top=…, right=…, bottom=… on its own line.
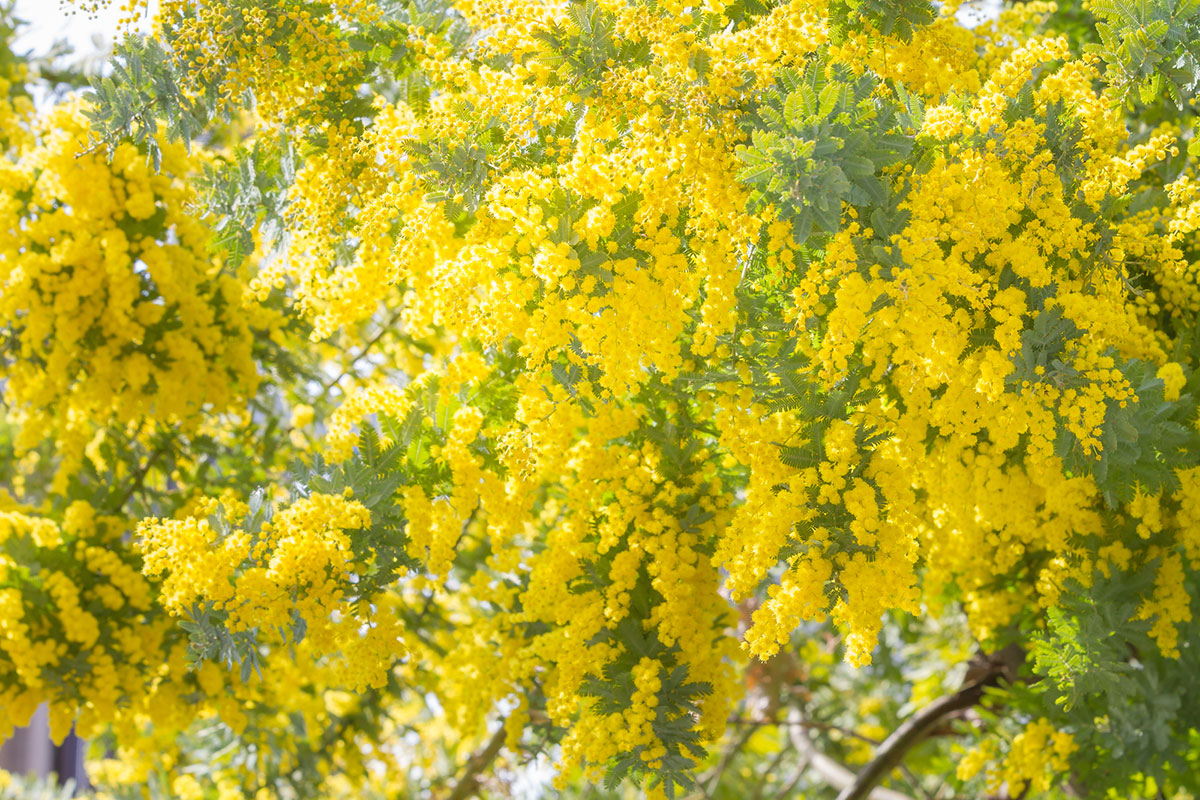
left=834, top=646, right=1024, bottom=800
left=767, top=748, right=810, bottom=800
left=447, top=723, right=507, bottom=800
left=833, top=689, right=981, bottom=800
left=782, top=705, right=912, bottom=800
left=785, top=709, right=915, bottom=800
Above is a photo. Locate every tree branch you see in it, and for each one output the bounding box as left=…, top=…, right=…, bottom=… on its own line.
left=833, top=688, right=982, bottom=800
left=702, top=724, right=756, bottom=796
left=834, top=646, right=1023, bottom=800
left=111, top=439, right=171, bottom=513
left=447, top=723, right=507, bottom=800
left=785, top=708, right=915, bottom=800
left=318, top=309, right=405, bottom=395
left=753, top=744, right=795, bottom=800
left=767, top=748, right=810, bottom=800
left=729, top=715, right=881, bottom=746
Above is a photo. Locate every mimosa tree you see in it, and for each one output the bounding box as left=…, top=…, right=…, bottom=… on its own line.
left=3, top=0, right=1200, bottom=797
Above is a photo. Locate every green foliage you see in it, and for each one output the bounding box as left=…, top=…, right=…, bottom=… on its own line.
left=583, top=614, right=714, bottom=798
left=171, top=379, right=452, bottom=676
left=1029, top=582, right=1151, bottom=716
left=83, top=35, right=208, bottom=170
left=83, top=0, right=457, bottom=172
left=198, top=135, right=296, bottom=268
left=294, top=409, right=430, bottom=598
left=1026, top=569, right=1200, bottom=796
left=0, top=773, right=79, bottom=800
left=180, top=601, right=266, bottom=681
left=1086, top=0, right=1200, bottom=107
left=737, top=52, right=912, bottom=247
left=408, top=129, right=502, bottom=219
left=533, top=0, right=652, bottom=95
left=1007, top=306, right=1084, bottom=389
left=829, top=0, right=935, bottom=42
left=1062, top=360, right=1199, bottom=506
left=1004, top=304, right=1200, bottom=506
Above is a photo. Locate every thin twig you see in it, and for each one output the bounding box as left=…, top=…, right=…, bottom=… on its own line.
left=899, top=763, right=935, bottom=800
left=750, top=744, right=791, bottom=800
left=319, top=309, right=405, bottom=395
left=703, top=725, right=756, bottom=797
left=111, top=440, right=171, bottom=513
left=767, top=746, right=810, bottom=800
left=729, top=716, right=881, bottom=746
left=834, top=688, right=983, bottom=800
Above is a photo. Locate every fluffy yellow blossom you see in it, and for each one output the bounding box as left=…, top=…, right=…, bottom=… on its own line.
left=0, top=101, right=264, bottom=492
left=967, top=719, right=1077, bottom=796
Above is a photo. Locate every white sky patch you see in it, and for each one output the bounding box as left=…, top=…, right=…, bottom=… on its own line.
left=11, top=0, right=154, bottom=62
left=14, top=1, right=116, bottom=57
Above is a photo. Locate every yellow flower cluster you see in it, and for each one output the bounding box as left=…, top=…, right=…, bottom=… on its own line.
left=81, top=643, right=415, bottom=798
left=1135, top=550, right=1193, bottom=658
left=768, top=34, right=1197, bottom=655
left=139, top=491, right=405, bottom=691
left=156, top=0, right=383, bottom=127
left=958, top=718, right=1077, bottom=795
left=156, top=0, right=1199, bottom=786
left=0, top=101, right=263, bottom=492
left=0, top=48, right=32, bottom=152
left=0, top=503, right=162, bottom=745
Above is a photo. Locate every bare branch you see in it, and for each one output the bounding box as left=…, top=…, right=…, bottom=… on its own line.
left=756, top=744, right=796, bottom=800
left=319, top=309, right=405, bottom=395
